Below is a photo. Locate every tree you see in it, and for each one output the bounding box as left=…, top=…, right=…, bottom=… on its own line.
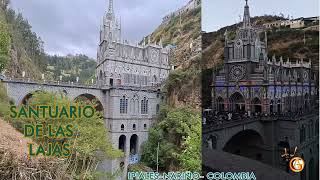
left=0, top=18, right=11, bottom=73
left=10, top=91, right=123, bottom=178
left=141, top=105, right=201, bottom=172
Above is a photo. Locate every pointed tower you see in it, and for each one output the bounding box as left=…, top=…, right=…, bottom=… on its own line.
left=100, top=0, right=121, bottom=44
left=243, top=0, right=251, bottom=28
left=224, top=0, right=267, bottom=82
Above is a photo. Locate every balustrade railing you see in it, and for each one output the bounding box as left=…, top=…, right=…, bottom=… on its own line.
left=2, top=77, right=99, bottom=88
left=203, top=109, right=318, bottom=131
left=2, top=77, right=163, bottom=91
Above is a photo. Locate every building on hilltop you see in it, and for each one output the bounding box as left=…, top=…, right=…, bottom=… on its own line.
left=263, top=16, right=319, bottom=29
left=162, top=0, right=200, bottom=24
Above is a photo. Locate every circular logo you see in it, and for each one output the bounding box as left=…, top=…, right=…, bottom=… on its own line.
left=289, top=157, right=305, bottom=173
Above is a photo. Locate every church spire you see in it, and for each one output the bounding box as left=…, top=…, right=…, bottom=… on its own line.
left=243, top=0, right=251, bottom=28
left=108, top=0, right=114, bottom=14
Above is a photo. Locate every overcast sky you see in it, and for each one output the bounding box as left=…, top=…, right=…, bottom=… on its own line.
left=202, top=0, right=319, bottom=32
left=10, top=0, right=189, bottom=59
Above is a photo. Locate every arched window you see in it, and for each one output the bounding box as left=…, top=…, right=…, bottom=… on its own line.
left=144, top=124, right=147, bottom=130
left=121, top=124, right=124, bottom=131
left=130, top=95, right=139, bottom=115
left=133, top=124, right=136, bottom=130
left=130, top=98, right=135, bottom=114
left=120, top=96, right=128, bottom=114
left=141, top=97, right=148, bottom=114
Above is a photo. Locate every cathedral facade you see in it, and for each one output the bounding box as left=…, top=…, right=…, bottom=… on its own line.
left=212, top=0, right=317, bottom=115
left=96, top=0, right=170, bottom=177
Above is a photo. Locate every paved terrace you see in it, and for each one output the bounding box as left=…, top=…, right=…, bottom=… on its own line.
left=202, top=148, right=299, bottom=180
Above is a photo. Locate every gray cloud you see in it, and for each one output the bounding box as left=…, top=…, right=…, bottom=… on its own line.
left=10, top=0, right=188, bottom=59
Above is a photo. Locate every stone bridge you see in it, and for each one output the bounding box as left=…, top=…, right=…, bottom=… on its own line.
left=202, top=115, right=284, bottom=168
left=203, top=118, right=265, bottom=150
left=2, top=79, right=105, bottom=106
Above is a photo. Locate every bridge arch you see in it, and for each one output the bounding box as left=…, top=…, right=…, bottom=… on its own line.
left=74, top=93, right=104, bottom=112
left=20, top=90, right=46, bottom=105
left=223, top=129, right=264, bottom=161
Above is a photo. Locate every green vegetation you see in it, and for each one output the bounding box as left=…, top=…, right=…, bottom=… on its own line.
left=1, top=1, right=46, bottom=78
left=1, top=91, right=122, bottom=179
left=128, top=163, right=153, bottom=172
left=267, top=28, right=319, bottom=63
left=148, top=7, right=201, bottom=66
left=0, top=4, right=10, bottom=73
left=0, top=82, right=11, bottom=117
left=202, top=15, right=319, bottom=70
left=164, top=69, right=190, bottom=93
left=141, top=105, right=201, bottom=172
left=45, top=54, right=96, bottom=83
left=0, top=0, right=96, bottom=82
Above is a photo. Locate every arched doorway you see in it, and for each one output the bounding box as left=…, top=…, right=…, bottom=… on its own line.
left=130, top=134, right=138, bottom=154
left=118, top=135, right=126, bottom=152
left=74, top=94, right=103, bottom=112
left=223, top=130, right=264, bottom=162
left=270, top=100, right=274, bottom=113
left=217, top=97, right=224, bottom=112
left=229, top=92, right=245, bottom=113
left=252, top=97, right=262, bottom=113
